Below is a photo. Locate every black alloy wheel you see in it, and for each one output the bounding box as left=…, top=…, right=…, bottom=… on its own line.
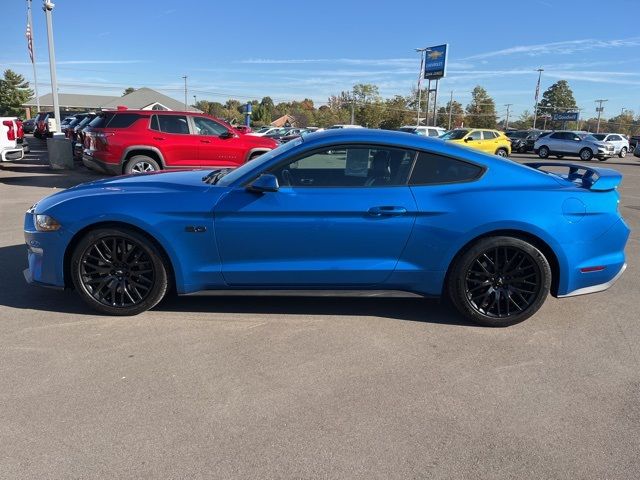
left=71, top=228, right=169, bottom=315
left=448, top=236, right=551, bottom=327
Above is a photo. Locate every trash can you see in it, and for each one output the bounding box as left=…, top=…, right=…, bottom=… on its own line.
left=46, top=133, right=74, bottom=170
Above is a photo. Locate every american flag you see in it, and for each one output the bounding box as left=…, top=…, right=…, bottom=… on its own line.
left=26, top=21, right=34, bottom=63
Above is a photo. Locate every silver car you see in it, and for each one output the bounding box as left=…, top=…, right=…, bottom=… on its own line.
left=592, top=133, right=630, bottom=158
left=534, top=130, right=615, bottom=161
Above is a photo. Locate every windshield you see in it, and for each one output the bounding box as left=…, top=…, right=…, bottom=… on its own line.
left=506, top=131, right=527, bottom=139
left=216, top=137, right=304, bottom=187
left=582, top=134, right=599, bottom=142
left=399, top=127, right=416, bottom=133
left=440, top=129, right=469, bottom=140
left=592, top=134, right=606, bottom=141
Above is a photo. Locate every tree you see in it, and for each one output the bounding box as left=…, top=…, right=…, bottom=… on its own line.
left=465, top=86, right=497, bottom=128
left=537, top=80, right=577, bottom=129
left=508, top=110, right=534, bottom=130
left=0, top=69, right=33, bottom=117
left=352, top=83, right=384, bottom=128
left=379, top=95, right=413, bottom=130
left=436, top=100, right=464, bottom=129
left=122, top=87, right=136, bottom=96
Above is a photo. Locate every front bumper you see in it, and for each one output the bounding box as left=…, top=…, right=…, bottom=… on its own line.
left=24, top=212, right=70, bottom=289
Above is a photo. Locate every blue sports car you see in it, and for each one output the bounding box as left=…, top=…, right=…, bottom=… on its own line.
left=24, top=129, right=629, bottom=327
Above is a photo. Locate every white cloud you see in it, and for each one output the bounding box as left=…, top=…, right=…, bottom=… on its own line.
left=464, top=37, right=640, bottom=60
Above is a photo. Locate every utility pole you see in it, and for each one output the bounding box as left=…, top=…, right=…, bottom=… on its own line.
left=504, top=104, right=512, bottom=130
left=447, top=90, right=454, bottom=130
left=415, top=47, right=430, bottom=126
left=350, top=94, right=355, bottom=125
left=182, top=75, right=188, bottom=110
left=193, top=95, right=197, bottom=106
left=595, top=99, right=608, bottom=133
left=43, top=0, right=61, bottom=133
left=532, top=68, right=544, bottom=129
left=26, top=0, right=40, bottom=114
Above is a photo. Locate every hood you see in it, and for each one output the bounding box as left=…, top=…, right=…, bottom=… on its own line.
left=34, top=170, right=220, bottom=213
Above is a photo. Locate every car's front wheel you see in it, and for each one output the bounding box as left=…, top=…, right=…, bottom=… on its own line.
left=71, top=227, right=169, bottom=315
left=579, top=148, right=594, bottom=161
left=125, top=155, right=160, bottom=174
left=447, top=236, right=551, bottom=327
left=495, top=148, right=509, bottom=157
left=619, top=147, right=627, bottom=158
left=538, top=146, right=550, bottom=158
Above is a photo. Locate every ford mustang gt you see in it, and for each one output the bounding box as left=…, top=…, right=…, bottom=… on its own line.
left=24, top=129, right=629, bottom=327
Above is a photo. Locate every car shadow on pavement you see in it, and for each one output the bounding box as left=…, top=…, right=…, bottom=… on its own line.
left=157, top=294, right=476, bottom=326
left=1, top=243, right=474, bottom=326
left=0, top=166, right=103, bottom=189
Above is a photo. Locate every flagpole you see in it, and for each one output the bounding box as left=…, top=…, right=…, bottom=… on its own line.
left=26, top=0, right=40, bottom=114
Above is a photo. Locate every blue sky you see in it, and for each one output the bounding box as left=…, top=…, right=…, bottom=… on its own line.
left=1, top=0, right=639, bottom=120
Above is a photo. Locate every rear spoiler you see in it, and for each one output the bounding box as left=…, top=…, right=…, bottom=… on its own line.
left=525, top=162, right=622, bottom=191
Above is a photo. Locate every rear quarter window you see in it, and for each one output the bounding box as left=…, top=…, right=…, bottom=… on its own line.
left=410, top=151, right=483, bottom=185
left=106, top=113, right=144, bottom=128
left=88, top=113, right=114, bottom=128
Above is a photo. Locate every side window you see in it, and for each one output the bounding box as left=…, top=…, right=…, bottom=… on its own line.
left=427, top=129, right=439, bottom=137
left=609, top=135, right=621, bottom=141
left=468, top=130, right=482, bottom=140
left=549, top=132, right=563, bottom=139
left=157, top=115, right=189, bottom=134
left=409, top=152, right=483, bottom=185
left=193, top=116, right=228, bottom=136
left=150, top=115, right=160, bottom=131
left=482, top=131, right=497, bottom=139
left=107, top=113, right=142, bottom=129
left=269, top=146, right=415, bottom=187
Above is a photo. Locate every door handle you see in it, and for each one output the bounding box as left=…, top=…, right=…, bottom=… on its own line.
left=368, top=206, right=407, bottom=217
left=153, top=136, right=165, bottom=141
left=200, top=139, right=211, bottom=143
left=300, top=178, right=314, bottom=185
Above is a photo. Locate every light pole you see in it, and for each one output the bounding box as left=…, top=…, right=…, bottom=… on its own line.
left=193, top=95, right=197, bottom=106
left=182, top=75, right=188, bottom=110
left=595, top=99, right=608, bottom=133
left=532, top=68, right=543, bottom=129
left=43, top=0, right=61, bottom=134
left=415, top=47, right=431, bottom=126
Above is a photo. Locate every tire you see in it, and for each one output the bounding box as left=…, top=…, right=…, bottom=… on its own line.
left=619, top=147, right=627, bottom=158
left=125, top=155, right=160, bottom=174
left=495, top=148, right=508, bottom=157
left=447, top=236, right=551, bottom=327
left=555, top=155, right=564, bottom=159
left=70, top=227, right=169, bottom=316
left=248, top=152, right=264, bottom=161
left=538, top=146, right=550, bottom=158
left=579, top=148, right=593, bottom=161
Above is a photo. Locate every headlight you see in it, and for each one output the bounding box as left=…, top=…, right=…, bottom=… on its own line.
left=35, top=214, right=61, bottom=232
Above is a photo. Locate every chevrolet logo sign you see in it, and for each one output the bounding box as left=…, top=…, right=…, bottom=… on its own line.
left=427, top=50, right=443, bottom=60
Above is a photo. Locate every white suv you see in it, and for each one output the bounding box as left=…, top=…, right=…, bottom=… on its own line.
left=592, top=133, right=629, bottom=158
left=534, top=130, right=614, bottom=161
left=399, top=125, right=446, bottom=137
left=1, top=118, right=24, bottom=162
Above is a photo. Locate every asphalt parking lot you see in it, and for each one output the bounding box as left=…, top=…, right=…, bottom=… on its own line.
left=1, top=137, right=639, bottom=479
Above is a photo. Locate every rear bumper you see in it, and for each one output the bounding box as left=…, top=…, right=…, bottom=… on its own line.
left=82, top=152, right=121, bottom=175
left=558, top=263, right=626, bottom=297
left=1, top=147, right=24, bottom=162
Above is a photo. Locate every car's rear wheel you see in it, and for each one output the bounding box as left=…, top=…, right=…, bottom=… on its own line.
left=495, top=148, right=508, bottom=157
left=538, top=146, right=550, bottom=158
left=619, top=147, right=627, bottom=158
left=125, top=155, right=160, bottom=174
left=71, top=227, right=169, bottom=316
left=447, top=236, right=551, bottom=327
left=579, top=148, right=593, bottom=161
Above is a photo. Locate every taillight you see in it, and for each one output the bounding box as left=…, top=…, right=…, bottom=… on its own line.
left=16, top=120, right=24, bottom=139
left=3, top=120, right=16, bottom=141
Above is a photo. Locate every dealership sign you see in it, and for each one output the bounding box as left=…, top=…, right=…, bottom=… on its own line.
left=552, top=111, right=579, bottom=121
left=424, top=44, right=448, bottom=80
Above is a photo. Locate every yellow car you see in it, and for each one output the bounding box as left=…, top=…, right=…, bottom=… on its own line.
left=440, top=128, right=511, bottom=157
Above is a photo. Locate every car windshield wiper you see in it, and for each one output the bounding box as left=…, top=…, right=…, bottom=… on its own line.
left=202, top=168, right=232, bottom=185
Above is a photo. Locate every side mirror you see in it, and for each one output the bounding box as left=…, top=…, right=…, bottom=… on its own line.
left=219, top=130, right=235, bottom=139
left=464, top=137, right=473, bottom=142
left=247, top=173, right=279, bottom=193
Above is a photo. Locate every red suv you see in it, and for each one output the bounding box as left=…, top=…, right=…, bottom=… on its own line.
left=82, top=110, right=278, bottom=175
